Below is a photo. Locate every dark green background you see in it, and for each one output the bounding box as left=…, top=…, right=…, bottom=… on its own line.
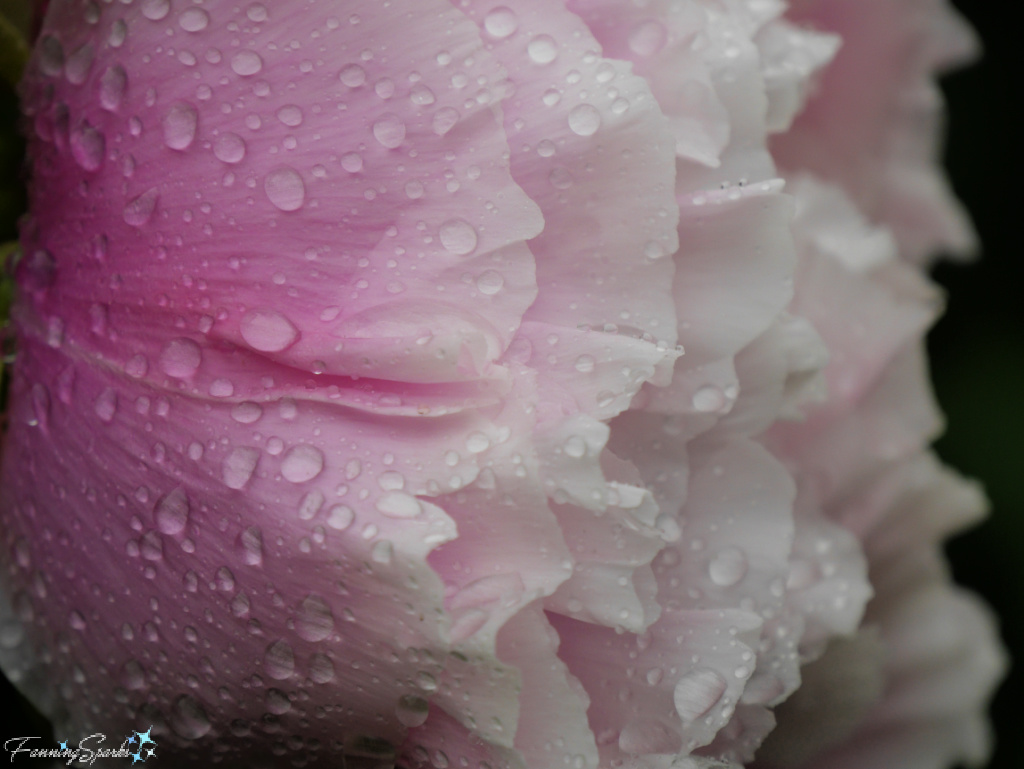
left=0, top=0, right=1019, bottom=765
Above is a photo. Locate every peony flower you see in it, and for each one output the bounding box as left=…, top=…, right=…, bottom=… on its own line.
left=0, top=1, right=1004, bottom=768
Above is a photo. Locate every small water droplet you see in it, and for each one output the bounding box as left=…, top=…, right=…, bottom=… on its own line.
left=264, top=640, right=295, bottom=679
left=341, top=152, right=363, bottom=172
left=155, top=488, right=189, bottom=535
left=141, top=0, right=171, bottom=22
left=568, top=104, right=601, bottom=137
left=484, top=7, right=518, bottom=38
left=692, top=385, right=726, bottom=413
left=159, top=338, right=202, bottom=378
left=372, top=113, right=406, bottom=149
left=265, top=688, right=291, bottom=715
left=309, top=653, right=335, bottom=683
left=281, top=445, right=325, bottom=483
left=121, top=660, right=146, bottom=690
left=223, top=448, right=260, bottom=490
left=264, top=167, right=305, bottom=211
left=432, top=107, right=459, bottom=135
left=563, top=435, right=587, bottom=458
left=574, top=354, right=596, bottom=373
left=465, top=432, right=490, bottom=454
left=99, top=66, right=127, bottom=111
left=231, top=50, right=263, bottom=76
left=396, top=695, right=430, bottom=728
left=213, top=132, right=246, bottom=164
left=123, top=188, right=159, bottom=227
left=339, top=63, right=366, bottom=87
left=231, top=401, right=263, bottom=424
left=673, top=667, right=727, bottom=723
left=549, top=167, right=573, bottom=189
left=327, top=505, right=354, bottom=530
left=476, top=270, right=503, bottom=295
left=277, top=104, right=303, bottom=127
left=65, top=43, right=94, bottom=85
left=370, top=540, right=393, bottom=564
left=170, top=694, right=211, bottom=740
left=410, top=84, right=436, bottom=106
left=39, top=37, right=64, bottom=77
left=70, top=121, right=105, bottom=171
left=375, top=492, right=422, bottom=519
left=439, top=219, right=478, bottom=255
left=163, top=102, right=198, bottom=151
left=94, top=388, right=117, bottom=422
left=527, top=35, right=558, bottom=65
left=240, top=308, right=300, bottom=351
left=708, top=547, right=747, bottom=587
left=295, top=595, right=335, bottom=642
left=239, top=526, right=264, bottom=565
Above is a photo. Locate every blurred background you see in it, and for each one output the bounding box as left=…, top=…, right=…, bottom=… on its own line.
left=0, top=0, right=1019, bottom=766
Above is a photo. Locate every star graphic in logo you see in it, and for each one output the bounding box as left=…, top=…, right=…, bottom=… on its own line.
left=126, top=734, right=136, bottom=745
left=143, top=747, right=157, bottom=760
left=136, top=727, right=156, bottom=748
left=131, top=751, right=144, bottom=765
left=58, top=741, right=67, bottom=750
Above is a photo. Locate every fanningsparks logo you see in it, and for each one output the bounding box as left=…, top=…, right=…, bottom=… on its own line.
left=4, top=727, right=157, bottom=765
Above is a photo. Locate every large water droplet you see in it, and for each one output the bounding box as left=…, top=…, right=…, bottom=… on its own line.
left=264, top=640, right=295, bottom=679
left=178, top=8, right=210, bottom=32
left=223, top=447, right=260, bottom=490
left=163, top=102, right=198, bottom=151
left=65, top=43, right=94, bottom=85
left=375, top=492, right=422, bottom=519
left=327, top=505, right=354, bottom=530
left=159, top=338, right=202, bottom=378
left=439, top=219, right=478, bottom=255
left=396, top=695, right=430, bottom=728
left=231, top=402, right=263, bottom=424
left=277, top=104, right=303, bottom=127
left=155, top=487, right=189, bottom=535
left=281, top=445, right=325, bottom=483
left=309, top=653, right=335, bottom=683
left=239, top=526, right=264, bottom=565
left=339, top=63, right=366, bottom=87
left=241, top=314, right=299, bottom=359
left=673, top=667, right=727, bottom=723
left=484, top=7, right=518, bottom=38
left=264, top=167, right=305, bottom=211
left=231, top=50, right=263, bottom=76
left=527, top=35, right=558, bottom=65
left=372, top=113, right=406, bottom=149
left=123, top=188, right=159, bottom=227
left=141, top=0, right=171, bottom=21
left=708, top=546, right=747, bottom=587
left=568, top=104, right=601, bottom=137
left=212, top=132, right=246, bottom=164
left=170, top=695, right=211, bottom=740
left=70, top=121, right=105, bottom=171
left=94, top=388, right=117, bottom=423
left=295, top=595, right=334, bottom=642
left=99, top=66, right=127, bottom=111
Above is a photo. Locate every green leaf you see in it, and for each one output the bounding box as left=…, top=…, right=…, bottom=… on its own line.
left=0, top=8, right=30, bottom=88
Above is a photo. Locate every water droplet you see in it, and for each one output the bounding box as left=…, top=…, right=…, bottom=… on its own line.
left=476, top=270, right=503, bottom=295
left=618, top=721, right=676, bottom=754
left=439, top=219, right=478, bottom=255
left=297, top=490, right=325, bottom=520
left=484, top=7, right=518, bottom=38
left=563, top=435, right=587, bottom=458
left=264, top=167, right=305, bottom=211
left=265, top=688, right=291, bottom=715
left=163, top=102, right=198, bottom=151
left=692, top=385, right=726, bottom=413
left=628, top=20, right=667, bottom=57
left=465, top=432, right=490, bottom=454
left=370, top=540, right=393, bottom=564
left=216, top=566, right=236, bottom=591
left=708, top=547, right=747, bottom=587
left=70, top=121, right=105, bottom=171
left=568, top=104, right=601, bottom=137
left=141, top=0, right=171, bottom=22
left=121, top=660, right=146, bottom=690
left=281, top=445, right=325, bottom=483
left=549, top=167, right=573, bottom=189
left=277, top=104, right=303, bottom=127
left=140, top=530, right=164, bottom=561
left=231, top=50, right=263, bottom=76
left=155, top=487, right=189, bottom=535
left=247, top=4, right=269, bottom=22
left=69, top=610, right=87, bottom=631
left=99, top=66, right=127, bottom=111
left=309, top=653, right=335, bottom=683
left=644, top=241, right=667, bottom=259
left=178, top=8, right=210, bottom=32
left=39, top=36, right=64, bottom=77
left=410, top=84, right=436, bottom=106
left=213, top=132, right=246, bottom=164
left=240, top=308, right=300, bottom=352
left=327, top=505, right=354, bottom=530
left=527, top=35, right=558, bottom=65
left=123, top=188, right=159, bottom=227
left=94, top=388, right=117, bottom=422
left=159, top=338, right=202, bottom=378
left=295, top=595, right=334, bottom=642
left=673, top=667, right=727, bottom=723
left=264, top=640, right=295, bottom=679
left=396, top=695, right=429, bottom=728
left=432, top=107, right=459, bottom=135
left=65, top=43, right=94, bottom=85
left=375, top=492, right=422, bottom=519
left=223, top=447, right=260, bottom=489
left=341, top=152, right=363, bottom=172
left=372, top=113, right=406, bottom=148
left=231, top=402, right=263, bottom=424
left=339, top=63, right=366, bottom=87
left=239, top=526, right=264, bottom=565
left=170, top=694, right=211, bottom=740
